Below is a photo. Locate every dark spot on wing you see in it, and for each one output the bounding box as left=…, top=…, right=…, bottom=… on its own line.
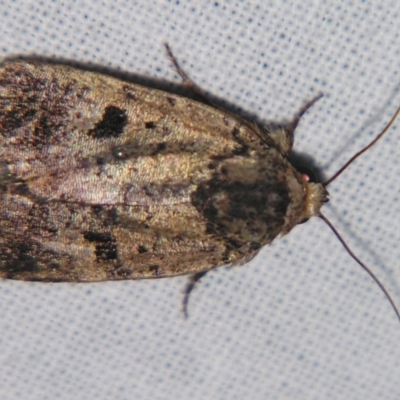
left=138, top=245, right=148, bottom=253
left=152, top=142, right=166, bottom=155
left=87, top=106, right=127, bottom=139
left=145, top=121, right=156, bottom=129
left=149, top=264, right=160, bottom=276
left=83, top=231, right=118, bottom=261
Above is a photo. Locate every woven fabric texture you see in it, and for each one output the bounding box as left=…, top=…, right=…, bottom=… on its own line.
left=1, top=2, right=400, bottom=399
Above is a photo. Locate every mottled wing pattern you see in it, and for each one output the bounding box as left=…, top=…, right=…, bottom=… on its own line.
left=0, top=62, right=305, bottom=281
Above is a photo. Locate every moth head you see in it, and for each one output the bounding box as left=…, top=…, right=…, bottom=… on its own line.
left=298, top=177, right=329, bottom=224
left=295, top=101, right=400, bottom=325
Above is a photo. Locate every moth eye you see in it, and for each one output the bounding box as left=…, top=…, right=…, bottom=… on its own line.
left=297, top=165, right=317, bottom=183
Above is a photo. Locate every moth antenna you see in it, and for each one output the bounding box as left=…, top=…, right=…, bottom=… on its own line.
left=319, top=213, right=400, bottom=324
left=323, top=104, right=400, bottom=186
left=164, top=43, right=213, bottom=105
left=287, top=92, right=324, bottom=134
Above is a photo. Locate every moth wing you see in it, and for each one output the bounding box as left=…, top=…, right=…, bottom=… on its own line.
left=1, top=62, right=268, bottom=281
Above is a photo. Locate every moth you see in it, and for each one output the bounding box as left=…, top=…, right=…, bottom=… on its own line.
left=0, top=45, right=399, bottom=320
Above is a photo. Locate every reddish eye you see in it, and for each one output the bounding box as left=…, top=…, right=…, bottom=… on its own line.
left=297, top=165, right=317, bottom=183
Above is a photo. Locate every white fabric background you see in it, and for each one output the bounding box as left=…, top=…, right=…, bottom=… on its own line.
left=1, top=1, right=400, bottom=399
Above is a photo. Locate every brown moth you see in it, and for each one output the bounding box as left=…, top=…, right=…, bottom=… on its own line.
left=0, top=45, right=399, bottom=320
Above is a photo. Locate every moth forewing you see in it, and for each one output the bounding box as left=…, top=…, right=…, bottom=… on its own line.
left=0, top=61, right=319, bottom=281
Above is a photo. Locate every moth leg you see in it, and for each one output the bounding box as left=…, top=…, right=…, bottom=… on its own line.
left=164, top=43, right=215, bottom=106
left=182, top=271, right=208, bottom=319
left=267, top=93, right=324, bottom=156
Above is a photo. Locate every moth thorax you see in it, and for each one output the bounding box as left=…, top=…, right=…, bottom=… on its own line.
left=302, top=182, right=329, bottom=220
